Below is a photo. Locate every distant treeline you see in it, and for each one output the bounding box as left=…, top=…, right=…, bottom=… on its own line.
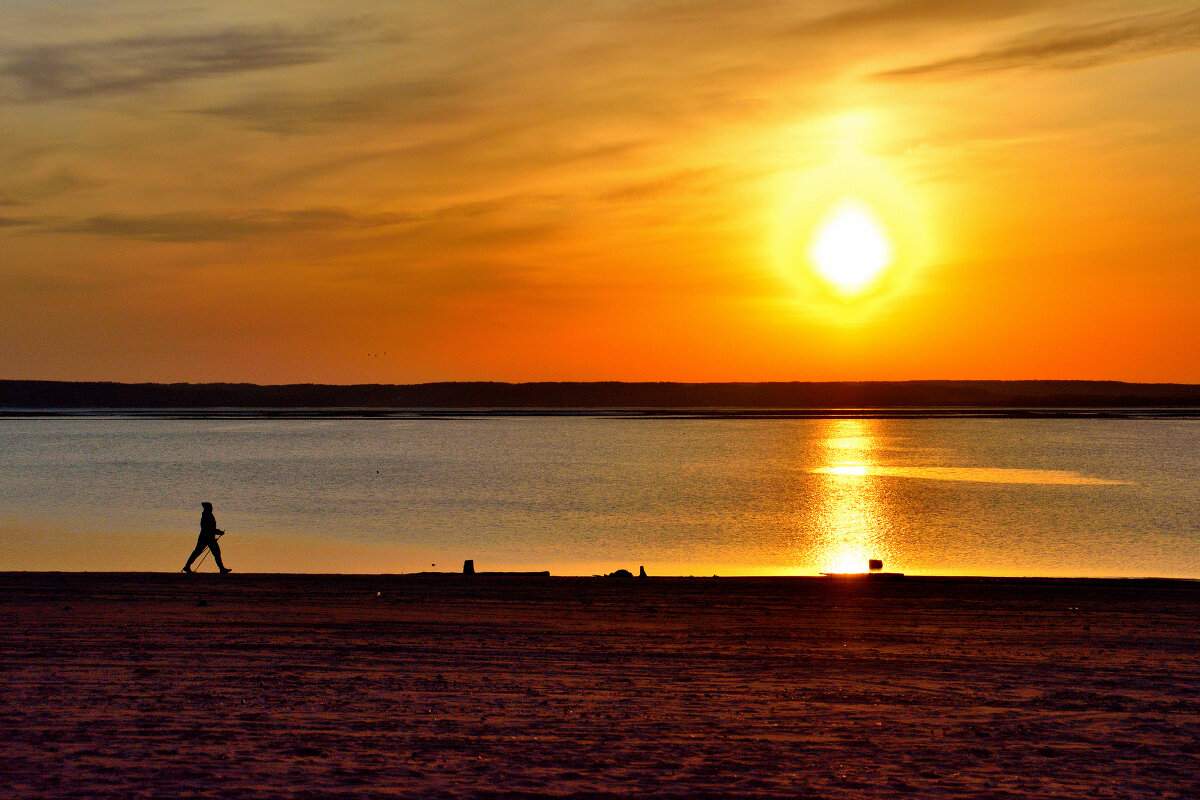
left=2, top=380, right=1200, bottom=409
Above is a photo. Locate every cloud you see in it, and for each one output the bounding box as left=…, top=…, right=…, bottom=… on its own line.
left=0, top=216, right=31, bottom=228
left=0, top=24, right=346, bottom=101
left=53, top=208, right=413, bottom=242
left=878, top=8, right=1200, bottom=78
left=597, top=169, right=716, bottom=202
left=195, top=77, right=463, bottom=134
left=795, top=0, right=1047, bottom=36
left=49, top=197, right=573, bottom=245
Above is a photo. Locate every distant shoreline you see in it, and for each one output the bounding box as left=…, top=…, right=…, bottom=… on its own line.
left=3, top=406, right=1200, bottom=420
left=3, top=379, right=1200, bottom=412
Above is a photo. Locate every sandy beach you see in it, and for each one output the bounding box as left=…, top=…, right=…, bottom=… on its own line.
left=3, top=573, right=1199, bottom=798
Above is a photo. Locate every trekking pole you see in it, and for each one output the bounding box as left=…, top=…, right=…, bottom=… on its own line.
left=193, top=532, right=223, bottom=572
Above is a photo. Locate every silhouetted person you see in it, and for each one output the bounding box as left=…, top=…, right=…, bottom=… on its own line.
left=182, top=501, right=231, bottom=574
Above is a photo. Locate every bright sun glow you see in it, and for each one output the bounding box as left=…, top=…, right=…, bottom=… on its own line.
left=820, top=465, right=869, bottom=476
left=826, top=551, right=868, bottom=574
left=809, top=200, right=892, bottom=295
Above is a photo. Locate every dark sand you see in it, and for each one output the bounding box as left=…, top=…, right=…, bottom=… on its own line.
left=3, top=573, right=1199, bottom=799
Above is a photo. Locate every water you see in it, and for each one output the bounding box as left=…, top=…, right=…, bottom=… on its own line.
left=1, top=416, right=1197, bottom=577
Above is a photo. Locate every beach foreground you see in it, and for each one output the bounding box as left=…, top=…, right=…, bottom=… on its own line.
left=3, top=573, right=1198, bottom=799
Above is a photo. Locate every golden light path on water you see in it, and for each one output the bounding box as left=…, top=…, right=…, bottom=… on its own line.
left=809, top=418, right=889, bottom=574
left=812, top=465, right=1129, bottom=486
left=804, top=419, right=1133, bottom=574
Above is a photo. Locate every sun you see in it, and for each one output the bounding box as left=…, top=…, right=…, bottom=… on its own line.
left=770, top=148, right=934, bottom=314
left=809, top=199, right=892, bottom=295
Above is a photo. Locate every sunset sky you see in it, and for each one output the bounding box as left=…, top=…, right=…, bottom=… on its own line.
left=2, top=0, right=1198, bottom=383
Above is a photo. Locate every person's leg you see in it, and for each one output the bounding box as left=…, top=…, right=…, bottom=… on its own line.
left=209, top=538, right=229, bottom=571
left=182, top=539, right=207, bottom=571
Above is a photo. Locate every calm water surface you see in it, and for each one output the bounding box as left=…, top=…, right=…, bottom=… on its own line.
left=1, top=417, right=1197, bottom=576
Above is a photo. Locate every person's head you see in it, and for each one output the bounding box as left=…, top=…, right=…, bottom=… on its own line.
left=201, top=502, right=213, bottom=510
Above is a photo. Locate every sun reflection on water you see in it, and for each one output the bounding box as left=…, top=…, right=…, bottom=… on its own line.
left=823, top=465, right=869, bottom=477
left=810, top=419, right=892, bottom=574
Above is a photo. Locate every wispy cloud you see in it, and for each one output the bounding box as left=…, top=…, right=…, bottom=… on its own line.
left=597, top=169, right=716, bottom=202
left=50, top=197, right=575, bottom=245
left=879, top=8, right=1200, bottom=78
left=795, top=0, right=1048, bottom=36
left=0, top=23, right=347, bottom=102
left=195, top=77, right=463, bottom=134
left=54, top=208, right=412, bottom=242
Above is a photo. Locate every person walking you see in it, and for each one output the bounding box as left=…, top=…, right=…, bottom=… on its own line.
left=181, top=501, right=232, bottom=574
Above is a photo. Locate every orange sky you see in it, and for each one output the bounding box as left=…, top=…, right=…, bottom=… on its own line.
left=2, top=1, right=1198, bottom=383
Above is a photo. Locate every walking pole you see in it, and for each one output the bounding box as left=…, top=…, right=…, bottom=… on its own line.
left=193, top=532, right=223, bottom=572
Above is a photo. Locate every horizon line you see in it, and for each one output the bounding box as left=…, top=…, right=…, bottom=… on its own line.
left=5, top=378, right=1200, bottom=387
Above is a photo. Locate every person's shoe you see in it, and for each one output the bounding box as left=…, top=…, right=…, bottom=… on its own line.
left=219, top=567, right=232, bottom=574
left=181, top=566, right=192, bottom=574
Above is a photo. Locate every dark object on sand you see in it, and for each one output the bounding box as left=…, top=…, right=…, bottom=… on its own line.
left=639, top=566, right=647, bottom=578
left=452, top=561, right=550, bottom=577
left=607, top=569, right=633, bottom=578
left=869, top=559, right=884, bottom=571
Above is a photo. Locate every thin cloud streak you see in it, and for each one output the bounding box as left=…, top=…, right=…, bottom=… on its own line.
left=794, top=0, right=1049, bottom=36
left=195, top=77, right=463, bottom=134
left=54, top=208, right=414, bottom=242
left=879, top=8, right=1200, bottom=78
left=48, top=196, right=576, bottom=245
left=0, top=23, right=348, bottom=102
